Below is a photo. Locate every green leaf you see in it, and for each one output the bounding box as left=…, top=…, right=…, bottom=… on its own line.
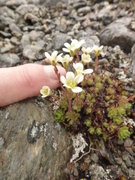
left=89, top=127, right=95, bottom=135
left=65, top=111, right=80, bottom=125
left=96, top=127, right=102, bottom=135
left=84, top=119, right=91, bottom=127
left=54, top=108, right=65, bottom=122
left=118, top=126, right=131, bottom=140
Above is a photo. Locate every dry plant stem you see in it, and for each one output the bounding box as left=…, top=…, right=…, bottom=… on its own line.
left=127, top=95, right=135, bottom=102
left=54, top=66, right=64, bottom=90
left=76, top=51, right=79, bottom=62
left=76, top=93, right=79, bottom=100
left=73, top=136, right=97, bottom=164
left=68, top=91, right=73, bottom=112
left=72, top=56, right=76, bottom=64
left=95, top=56, right=98, bottom=73
left=87, top=63, right=90, bottom=69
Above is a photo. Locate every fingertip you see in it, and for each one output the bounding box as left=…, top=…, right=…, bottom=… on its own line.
left=43, top=65, right=66, bottom=80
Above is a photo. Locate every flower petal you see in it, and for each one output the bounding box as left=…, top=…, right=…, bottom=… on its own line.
left=40, top=86, right=51, bottom=98
left=52, top=51, right=58, bottom=57
left=73, top=63, right=84, bottom=71
left=84, top=69, right=93, bottom=74
left=72, top=86, right=83, bottom=93
left=57, top=53, right=63, bottom=60
left=75, top=74, right=84, bottom=84
left=64, top=43, right=70, bottom=48
left=60, top=75, right=67, bottom=84
left=63, top=84, right=72, bottom=89
left=66, top=71, right=75, bottom=80
left=45, top=52, right=50, bottom=59
left=62, top=48, right=70, bottom=52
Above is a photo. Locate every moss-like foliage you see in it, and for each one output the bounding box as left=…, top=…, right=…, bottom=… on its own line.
left=42, top=40, right=134, bottom=148
left=54, top=73, right=132, bottom=143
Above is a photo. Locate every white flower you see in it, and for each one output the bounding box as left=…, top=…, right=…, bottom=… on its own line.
left=60, top=72, right=84, bottom=93
left=92, top=45, right=103, bottom=57
left=58, top=54, right=73, bottom=68
left=40, top=86, right=51, bottom=98
left=45, top=51, right=62, bottom=66
left=82, top=47, right=93, bottom=54
left=81, top=53, right=92, bottom=65
left=73, top=62, right=93, bottom=75
left=63, top=39, right=85, bottom=56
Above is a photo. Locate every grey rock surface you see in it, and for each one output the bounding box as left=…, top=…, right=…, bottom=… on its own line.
left=52, top=32, right=71, bottom=50
left=0, top=53, right=20, bottom=67
left=99, top=17, right=135, bottom=53
left=0, top=98, right=72, bottom=180
left=130, top=44, right=135, bottom=82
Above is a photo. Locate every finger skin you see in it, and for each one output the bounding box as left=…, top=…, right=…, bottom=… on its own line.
left=0, top=64, right=65, bottom=107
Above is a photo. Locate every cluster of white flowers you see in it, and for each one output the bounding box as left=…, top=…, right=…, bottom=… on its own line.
left=40, top=39, right=103, bottom=97
left=70, top=133, right=88, bottom=163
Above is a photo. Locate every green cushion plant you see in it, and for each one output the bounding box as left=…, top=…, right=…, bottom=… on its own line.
left=40, top=39, right=134, bottom=148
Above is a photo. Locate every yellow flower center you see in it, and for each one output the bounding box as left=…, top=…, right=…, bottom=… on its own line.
left=67, top=79, right=76, bottom=88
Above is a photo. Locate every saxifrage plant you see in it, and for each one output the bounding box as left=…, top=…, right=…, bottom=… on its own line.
left=40, top=39, right=134, bottom=146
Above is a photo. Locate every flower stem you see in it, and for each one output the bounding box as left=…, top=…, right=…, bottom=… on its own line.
left=95, top=56, right=98, bottom=73
left=127, top=95, right=135, bottom=102
left=68, top=91, right=73, bottom=112
left=87, top=63, right=90, bottom=68
left=76, top=52, right=79, bottom=62
left=54, top=66, right=64, bottom=90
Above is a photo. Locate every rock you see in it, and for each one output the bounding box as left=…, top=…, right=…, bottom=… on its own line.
left=121, top=161, right=129, bottom=176
left=16, top=4, right=39, bottom=16
left=0, top=98, right=72, bottom=180
left=5, top=0, right=27, bottom=7
left=0, top=39, right=14, bottom=53
left=45, top=24, right=55, bottom=34
left=0, top=53, right=21, bottom=67
left=78, top=6, right=91, bottom=15
left=22, top=25, right=35, bottom=31
left=0, top=6, right=16, bottom=18
left=9, top=23, right=22, bottom=38
left=89, top=12, right=96, bottom=21
left=90, top=153, right=99, bottom=163
left=0, top=16, right=15, bottom=26
left=130, top=44, right=135, bottom=81
left=34, top=40, right=46, bottom=47
left=23, top=44, right=44, bottom=60
left=52, top=32, right=71, bottom=50
left=73, top=2, right=86, bottom=10
left=80, top=35, right=100, bottom=48
left=99, top=17, right=135, bottom=53
left=0, top=137, right=4, bottom=150
left=41, top=0, right=68, bottom=6
left=0, top=0, right=8, bottom=6
left=21, top=33, right=30, bottom=47
left=97, top=4, right=113, bottom=21
left=10, top=36, right=20, bottom=45
left=0, top=31, right=11, bottom=38
left=89, top=164, right=107, bottom=180
left=24, top=13, right=39, bottom=24
left=29, top=30, right=45, bottom=41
